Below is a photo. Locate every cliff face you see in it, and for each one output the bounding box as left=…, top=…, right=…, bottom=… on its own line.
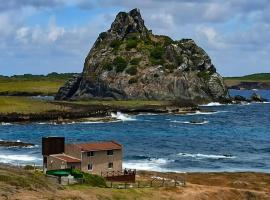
left=56, top=8, right=230, bottom=103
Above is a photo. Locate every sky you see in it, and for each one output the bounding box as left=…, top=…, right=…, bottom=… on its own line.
left=0, top=0, right=269, bottom=76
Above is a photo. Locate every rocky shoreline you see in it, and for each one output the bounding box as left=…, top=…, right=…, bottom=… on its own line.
left=0, top=101, right=198, bottom=123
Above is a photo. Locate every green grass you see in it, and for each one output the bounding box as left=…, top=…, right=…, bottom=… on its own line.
left=0, top=96, right=65, bottom=114
left=72, top=100, right=169, bottom=108
left=225, top=73, right=270, bottom=81
left=0, top=80, right=65, bottom=95
left=224, top=73, right=270, bottom=87
left=0, top=73, right=76, bottom=95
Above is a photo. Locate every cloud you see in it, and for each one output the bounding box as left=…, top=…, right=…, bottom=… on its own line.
left=0, top=0, right=64, bottom=11
left=1, top=0, right=270, bottom=76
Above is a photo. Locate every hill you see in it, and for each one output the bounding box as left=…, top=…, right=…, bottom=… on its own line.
left=56, top=8, right=229, bottom=104
left=225, top=73, right=270, bottom=89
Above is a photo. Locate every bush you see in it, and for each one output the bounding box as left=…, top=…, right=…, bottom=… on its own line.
left=130, top=58, right=141, bottom=65
left=24, top=165, right=35, bottom=170
left=110, top=40, right=122, bottom=49
left=102, top=62, right=113, bottom=71
left=165, top=64, right=177, bottom=71
left=113, top=57, right=128, bottom=72
left=82, top=172, right=107, bottom=187
left=150, top=46, right=165, bottom=59
left=99, top=32, right=107, bottom=40
left=128, top=77, right=138, bottom=84
left=126, top=39, right=138, bottom=50
left=126, top=66, right=137, bottom=75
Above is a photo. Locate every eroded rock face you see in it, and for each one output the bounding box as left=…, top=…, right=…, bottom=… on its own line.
left=56, top=8, right=230, bottom=104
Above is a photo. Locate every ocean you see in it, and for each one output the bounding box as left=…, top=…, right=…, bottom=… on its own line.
left=0, top=89, right=269, bottom=172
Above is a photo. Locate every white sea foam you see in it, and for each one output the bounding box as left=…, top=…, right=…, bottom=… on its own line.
left=186, top=111, right=227, bottom=115
left=171, top=120, right=209, bottom=125
left=111, top=112, right=136, bottom=121
left=200, top=102, right=223, bottom=106
left=0, top=154, right=42, bottom=163
left=123, top=158, right=173, bottom=171
left=1, top=122, right=12, bottom=126
left=177, top=153, right=235, bottom=159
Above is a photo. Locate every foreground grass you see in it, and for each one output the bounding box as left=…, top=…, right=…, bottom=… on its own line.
left=0, top=96, right=65, bottom=114
left=0, top=165, right=270, bottom=200
left=72, top=100, right=169, bottom=108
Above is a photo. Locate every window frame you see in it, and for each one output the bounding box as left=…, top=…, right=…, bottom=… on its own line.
left=87, top=151, right=95, bottom=157
left=108, top=162, right=113, bottom=169
left=107, top=150, right=114, bottom=156
left=87, top=163, right=93, bottom=171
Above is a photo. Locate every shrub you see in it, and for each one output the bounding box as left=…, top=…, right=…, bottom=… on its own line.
left=154, top=73, right=159, bottom=78
left=126, top=66, right=137, bottom=75
left=99, top=32, right=107, bottom=40
left=150, top=46, right=165, bottom=59
left=126, top=39, right=138, bottom=50
left=110, top=40, right=122, bottom=49
left=130, top=58, right=141, bottom=65
left=165, top=64, right=177, bottom=71
left=24, top=165, right=35, bottom=170
left=102, top=62, right=113, bottom=71
left=113, top=57, right=128, bottom=72
left=128, top=77, right=138, bottom=84
left=82, top=172, right=107, bottom=187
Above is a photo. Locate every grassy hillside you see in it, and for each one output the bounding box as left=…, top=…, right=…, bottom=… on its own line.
left=225, top=73, right=270, bottom=81
left=224, top=73, right=270, bottom=88
left=1, top=165, right=270, bottom=200
left=0, top=73, right=77, bottom=96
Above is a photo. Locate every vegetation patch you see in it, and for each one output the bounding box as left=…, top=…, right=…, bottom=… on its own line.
left=110, top=39, right=122, bottom=50
left=126, top=39, right=138, bottom=50
left=126, top=66, right=137, bottom=75
left=113, top=57, right=128, bottom=72
left=128, top=77, right=138, bottom=84
left=102, top=62, right=113, bottom=71
left=130, top=58, right=141, bottom=65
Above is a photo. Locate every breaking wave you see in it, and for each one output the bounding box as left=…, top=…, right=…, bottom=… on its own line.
left=0, top=154, right=42, bottom=164
left=186, top=111, right=227, bottom=115
left=171, top=120, right=209, bottom=125
left=1, top=122, right=12, bottom=126
left=123, top=158, right=173, bottom=171
left=200, top=102, right=224, bottom=106
left=178, top=153, right=235, bottom=159
left=111, top=112, right=136, bottom=121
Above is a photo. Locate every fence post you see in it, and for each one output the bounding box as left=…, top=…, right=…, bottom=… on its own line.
left=138, top=181, right=140, bottom=188
left=162, top=178, right=165, bottom=187
left=125, top=182, right=127, bottom=189
left=111, top=182, right=113, bottom=188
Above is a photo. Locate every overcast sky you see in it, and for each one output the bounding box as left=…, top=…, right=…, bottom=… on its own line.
left=0, top=0, right=269, bottom=76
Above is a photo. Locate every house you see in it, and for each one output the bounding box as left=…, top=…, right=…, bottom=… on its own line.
left=42, top=137, right=122, bottom=175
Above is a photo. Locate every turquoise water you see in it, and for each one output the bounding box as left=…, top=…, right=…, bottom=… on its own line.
left=0, top=90, right=269, bottom=172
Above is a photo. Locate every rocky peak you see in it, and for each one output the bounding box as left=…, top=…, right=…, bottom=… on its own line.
left=109, top=8, right=148, bottom=39
left=56, top=8, right=230, bottom=103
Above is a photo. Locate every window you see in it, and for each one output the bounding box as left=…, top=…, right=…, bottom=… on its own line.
left=88, top=163, right=93, bottom=171
left=107, top=150, right=114, bottom=155
left=87, top=151, right=95, bottom=157
left=108, top=162, right=113, bottom=169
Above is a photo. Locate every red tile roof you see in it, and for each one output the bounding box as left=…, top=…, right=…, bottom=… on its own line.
left=76, top=141, right=122, bottom=151
left=52, top=154, right=81, bottom=163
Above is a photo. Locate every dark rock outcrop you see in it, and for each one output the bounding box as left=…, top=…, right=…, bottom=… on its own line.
left=56, top=8, right=230, bottom=104
left=0, top=141, right=34, bottom=148
left=250, top=92, right=267, bottom=102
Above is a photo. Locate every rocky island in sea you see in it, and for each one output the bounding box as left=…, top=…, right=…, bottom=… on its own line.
left=56, top=8, right=229, bottom=104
